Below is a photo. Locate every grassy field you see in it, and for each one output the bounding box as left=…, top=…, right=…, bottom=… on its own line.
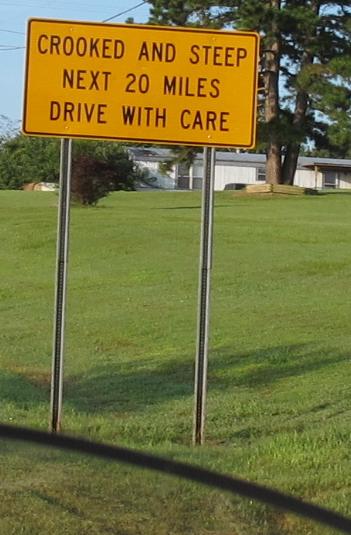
left=0, top=189, right=351, bottom=534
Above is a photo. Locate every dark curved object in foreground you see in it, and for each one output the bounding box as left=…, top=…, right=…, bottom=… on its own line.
left=1, top=423, right=350, bottom=533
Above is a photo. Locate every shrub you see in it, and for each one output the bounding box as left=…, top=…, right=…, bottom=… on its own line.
left=71, top=142, right=154, bottom=205
left=71, top=154, right=115, bottom=206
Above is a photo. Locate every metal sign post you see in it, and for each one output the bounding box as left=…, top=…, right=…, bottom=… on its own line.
left=23, top=18, right=259, bottom=438
left=193, top=147, right=216, bottom=445
left=50, top=138, right=72, bottom=433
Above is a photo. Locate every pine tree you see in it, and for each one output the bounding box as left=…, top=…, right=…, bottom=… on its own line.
left=147, top=1, right=351, bottom=184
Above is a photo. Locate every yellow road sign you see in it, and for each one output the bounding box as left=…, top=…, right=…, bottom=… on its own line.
left=23, top=19, right=259, bottom=148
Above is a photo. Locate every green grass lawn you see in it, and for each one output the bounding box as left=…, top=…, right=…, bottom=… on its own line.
left=0, top=189, right=350, bottom=534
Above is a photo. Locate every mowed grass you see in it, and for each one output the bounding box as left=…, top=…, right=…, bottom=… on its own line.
left=0, top=189, right=351, bottom=534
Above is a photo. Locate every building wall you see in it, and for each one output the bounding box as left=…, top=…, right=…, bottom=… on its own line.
left=294, top=169, right=351, bottom=189
left=138, top=160, right=176, bottom=179
left=338, top=173, right=351, bottom=189
left=134, top=152, right=351, bottom=191
left=213, top=164, right=257, bottom=190
left=191, top=161, right=322, bottom=190
left=211, top=166, right=351, bottom=191
left=136, top=160, right=176, bottom=189
left=294, top=169, right=319, bottom=189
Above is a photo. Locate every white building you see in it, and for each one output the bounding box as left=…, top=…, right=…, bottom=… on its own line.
left=129, top=148, right=351, bottom=191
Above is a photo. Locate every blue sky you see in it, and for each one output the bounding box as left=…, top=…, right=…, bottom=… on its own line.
left=0, top=1, right=150, bottom=128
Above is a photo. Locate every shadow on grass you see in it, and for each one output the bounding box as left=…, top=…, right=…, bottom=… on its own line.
left=30, top=490, right=85, bottom=518
left=153, top=204, right=234, bottom=210
left=63, top=343, right=349, bottom=415
left=0, top=370, right=49, bottom=407
left=153, top=205, right=201, bottom=210
left=208, top=344, right=350, bottom=388
left=1, top=343, right=349, bottom=416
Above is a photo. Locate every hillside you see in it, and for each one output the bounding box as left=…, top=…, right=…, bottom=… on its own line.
left=1, top=190, right=350, bottom=534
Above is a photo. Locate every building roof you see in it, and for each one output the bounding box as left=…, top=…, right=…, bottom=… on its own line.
left=128, top=147, right=173, bottom=162
left=210, top=152, right=351, bottom=171
left=129, top=147, right=351, bottom=171
left=301, top=160, right=351, bottom=172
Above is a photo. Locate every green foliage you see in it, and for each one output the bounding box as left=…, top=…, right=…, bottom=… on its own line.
left=0, top=115, right=19, bottom=141
left=0, top=134, right=60, bottom=189
left=71, top=154, right=116, bottom=206
left=73, top=140, right=151, bottom=192
left=147, top=1, right=351, bottom=175
left=158, top=145, right=198, bottom=173
left=307, top=56, right=351, bottom=157
left=0, top=134, right=152, bottom=193
left=70, top=141, right=154, bottom=205
left=148, top=0, right=205, bottom=26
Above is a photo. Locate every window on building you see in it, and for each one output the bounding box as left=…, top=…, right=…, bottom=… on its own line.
left=193, top=177, right=202, bottom=190
left=192, top=164, right=203, bottom=190
left=177, top=176, right=190, bottom=189
left=323, top=171, right=339, bottom=189
left=177, top=163, right=190, bottom=189
left=256, top=167, right=266, bottom=182
left=177, top=162, right=203, bottom=190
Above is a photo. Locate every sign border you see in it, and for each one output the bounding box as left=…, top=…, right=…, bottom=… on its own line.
left=23, top=18, right=260, bottom=148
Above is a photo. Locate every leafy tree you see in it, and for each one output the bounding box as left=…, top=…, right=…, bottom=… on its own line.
left=147, top=1, right=351, bottom=184
left=71, top=141, right=152, bottom=205
left=308, top=55, right=351, bottom=157
left=0, top=135, right=152, bottom=193
left=71, top=154, right=115, bottom=206
left=0, top=115, right=19, bottom=142
left=73, top=140, right=150, bottom=192
left=0, top=134, right=60, bottom=189
left=158, top=145, right=198, bottom=175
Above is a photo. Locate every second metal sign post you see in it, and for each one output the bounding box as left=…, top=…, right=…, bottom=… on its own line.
left=193, top=147, right=216, bottom=445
